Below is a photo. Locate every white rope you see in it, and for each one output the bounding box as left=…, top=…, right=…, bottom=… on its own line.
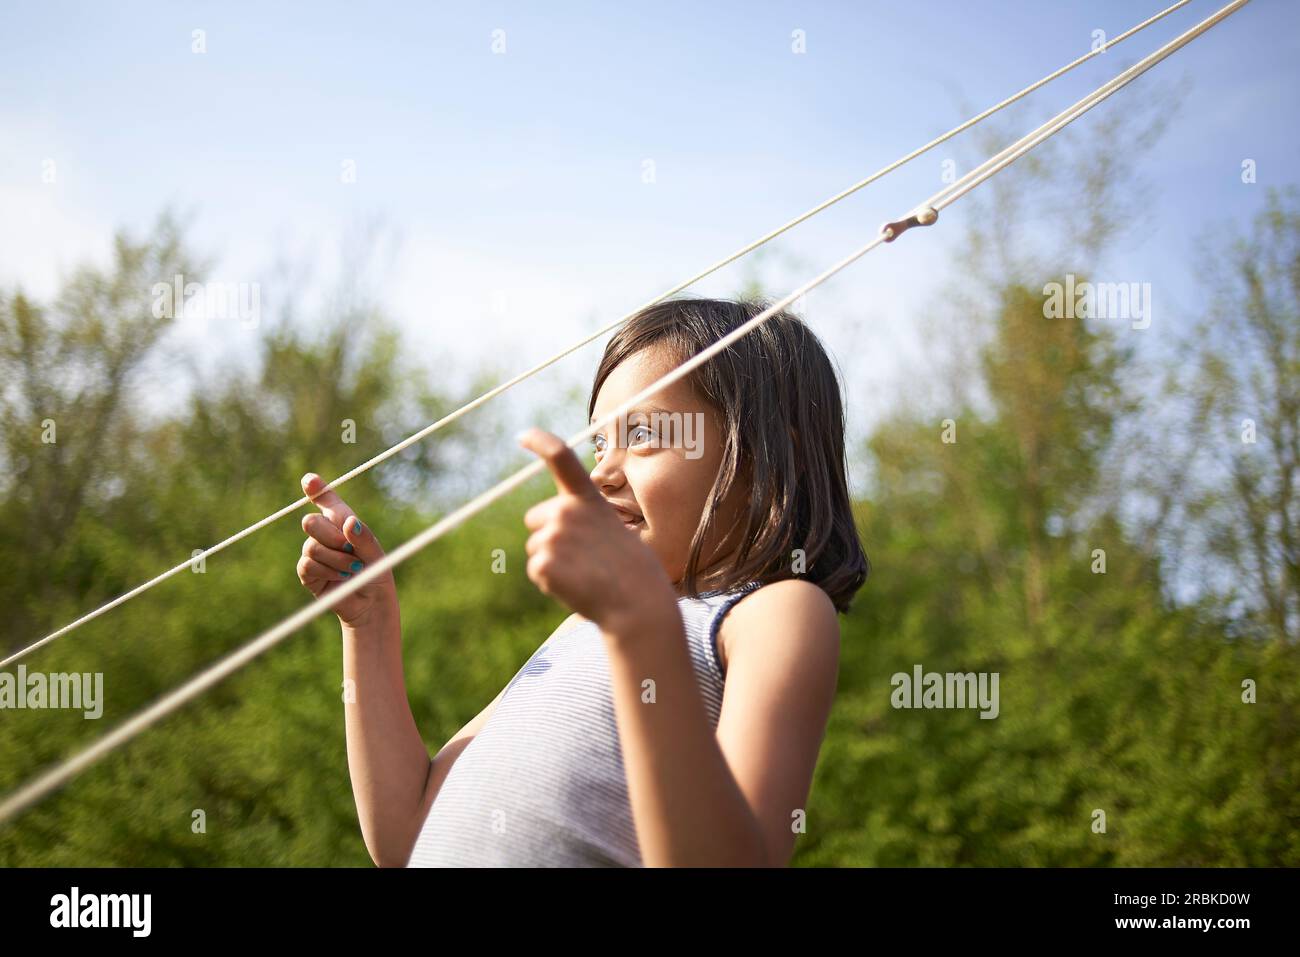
left=2, top=0, right=1195, bottom=669
left=0, top=0, right=1251, bottom=827
left=917, top=0, right=1249, bottom=216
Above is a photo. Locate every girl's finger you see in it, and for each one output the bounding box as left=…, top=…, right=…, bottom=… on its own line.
left=517, top=428, right=601, bottom=500
left=524, top=497, right=563, bottom=532
left=340, top=515, right=384, bottom=564
left=525, top=527, right=557, bottom=558
left=301, top=473, right=358, bottom=530
left=302, top=537, right=363, bottom=575
left=296, top=556, right=328, bottom=595
left=299, top=555, right=351, bottom=585
left=302, top=512, right=352, bottom=552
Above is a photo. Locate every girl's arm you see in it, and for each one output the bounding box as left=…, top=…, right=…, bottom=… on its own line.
left=603, top=578, right=839, bottom=867
left=295, top=475, right=436, bottom=868
left=340, top=603, right=438, bottom=868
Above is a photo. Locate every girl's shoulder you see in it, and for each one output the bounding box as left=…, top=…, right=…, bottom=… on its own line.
left=700, top=577, right=834, bottom=612
left=554, top=611, right=587, bottom=635
left=711, top=578, right=840, bottom=678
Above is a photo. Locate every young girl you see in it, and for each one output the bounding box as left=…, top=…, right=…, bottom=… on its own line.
left=294, top=297, right=868, bottom=867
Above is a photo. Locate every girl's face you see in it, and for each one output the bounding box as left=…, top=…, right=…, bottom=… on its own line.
left=590, top=347, right=748, bottom=588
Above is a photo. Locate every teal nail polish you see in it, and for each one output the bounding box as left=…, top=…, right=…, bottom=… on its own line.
left=350, top=561, right=362, bottom=572
left=343, top=542, right=354, bottom=554
left=352, top=520, right=363, bottom=534
left=340, top=571, right=351, bottom=579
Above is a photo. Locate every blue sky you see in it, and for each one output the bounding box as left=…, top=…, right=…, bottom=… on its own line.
left=2, top=0, right=1297, bottom=445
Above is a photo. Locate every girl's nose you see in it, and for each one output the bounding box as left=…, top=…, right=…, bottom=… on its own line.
left=590, top=447, right=625, bottom=491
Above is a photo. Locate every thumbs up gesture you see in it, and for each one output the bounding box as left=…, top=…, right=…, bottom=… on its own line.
left=518, top=428, right=675, bottom=632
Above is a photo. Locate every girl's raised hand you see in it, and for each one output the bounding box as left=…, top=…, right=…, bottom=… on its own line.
left=518, top=428, right=675, bottom=632
left=296, top=473, right=397, bottom=628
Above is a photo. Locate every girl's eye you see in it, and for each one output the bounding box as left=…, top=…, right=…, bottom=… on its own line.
left=628, top=425, right=655, bottom=446
left=592, top=434, right=607, bottom=454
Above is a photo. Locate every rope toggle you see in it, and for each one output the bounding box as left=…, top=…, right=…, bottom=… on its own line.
left=881, top=206, right=939, bottom=242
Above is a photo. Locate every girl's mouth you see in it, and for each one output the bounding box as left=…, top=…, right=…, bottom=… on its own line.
left=610, top=504, right=644, bottom=529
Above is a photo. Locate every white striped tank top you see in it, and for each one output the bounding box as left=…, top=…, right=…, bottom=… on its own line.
left=405, top=580, right=765, bottom=867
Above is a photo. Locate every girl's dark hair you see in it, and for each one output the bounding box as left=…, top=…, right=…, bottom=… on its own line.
left=587, top=296, right=868, bottom=613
